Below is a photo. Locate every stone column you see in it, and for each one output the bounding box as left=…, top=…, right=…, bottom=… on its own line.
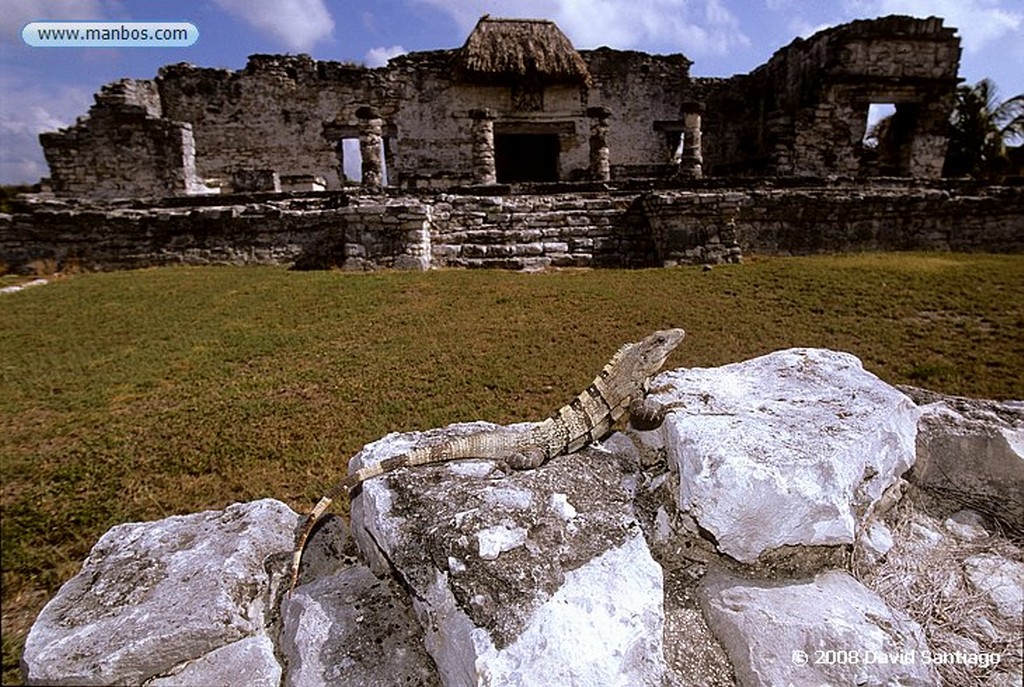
left=680, top=110, right=703, bottom=178
left=586, top=106, right=612, bottom=182
left=356, top=106, right=384, bottom=190
left=469, top=109, right=497, bottom=185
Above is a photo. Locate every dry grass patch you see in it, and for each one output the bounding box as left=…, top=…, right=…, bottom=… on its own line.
left=857, top=487, right=1022, bottom=686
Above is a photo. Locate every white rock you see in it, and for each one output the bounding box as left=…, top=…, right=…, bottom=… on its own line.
left=700, top=569, right=939, bottom=686
left=0, top=277, right=48, bottom=294
left=348, top=424, right=669, bottom=686
left=647, top=349, right=919, bottom=562
left=484, top=487, right=534, bottom=510
left=147, top=635, right=281, bottom=687
left=944, top=509, right=989, bottom=541
left=549, top=493, right=577, bottom=520
left=424, top=534, right=666, bottom=687
left=476, top=523, right=528, bottom=560
left=909, top=519, right=945, bottom=548
left=654, top=506, right=672, bottom=543
left=857, top=519, right=894, bottom=565
left=22, top=499, right=294, bottom=686
left=963, top=554, right=1024, bottom=623
left=910, top=394, right=1024, bottom=527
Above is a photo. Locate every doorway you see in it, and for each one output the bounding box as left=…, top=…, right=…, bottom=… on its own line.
left=495, top=134, right=560, bottom=183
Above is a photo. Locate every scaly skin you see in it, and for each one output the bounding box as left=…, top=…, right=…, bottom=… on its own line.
left=289, top=328, right=685, bottom=593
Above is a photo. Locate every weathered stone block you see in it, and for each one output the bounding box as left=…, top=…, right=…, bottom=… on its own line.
left=22, top=500, right=294, bottom=686
left=643, top=348, right=919, bottom=562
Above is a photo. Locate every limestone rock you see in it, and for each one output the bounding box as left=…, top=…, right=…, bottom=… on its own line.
left=944, top=509, right=990, bottom=542
left=857, top=519, right=895, bottom=566
left=22, top=499, right=294, bottom=686
left=700, top=569, right=939, bottom=686
left=902, top=387, right=1024, bottom=528
left=0, top=278, right=48, bottom=294
left=281, top=565, right=440, bottom=687
left=347, top=424, right=668, bottom=686
left=645, top=348, right=919, bottom=562
left=146, top=635, right=281, bottom=687
left=963, top=554, right=1024, bottom=623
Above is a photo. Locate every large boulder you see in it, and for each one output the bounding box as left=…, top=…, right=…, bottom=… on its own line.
left=700, top=569, right=939, bottom=686
left=641, top=348, right=920, bottom=562
left=21, top=499, right=294, bottom=686
left=345, top=423, right=669, bottom=687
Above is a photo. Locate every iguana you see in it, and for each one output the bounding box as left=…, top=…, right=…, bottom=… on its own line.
left=289, top=328, right=685, bottom=592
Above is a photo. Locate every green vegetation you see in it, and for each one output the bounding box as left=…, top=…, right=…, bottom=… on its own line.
left=2, top=254, right=1022, bottom=682
left=0, top=185, right=34, bottom=214
left=944, top=78, right=1023, bottom=179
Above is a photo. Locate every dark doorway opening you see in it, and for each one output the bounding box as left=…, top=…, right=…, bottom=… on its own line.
left=495, top=134, right=559, bottom=183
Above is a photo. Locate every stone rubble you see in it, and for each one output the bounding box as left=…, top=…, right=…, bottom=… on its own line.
left=20, top=349, right=1023, bottom=686
left=641, top=348, right=920, bottom=562
left=900, top=386, right=1024, bottom=528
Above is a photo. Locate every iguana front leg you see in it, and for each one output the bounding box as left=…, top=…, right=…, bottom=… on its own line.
left=628, top=396, right=676, bottom=431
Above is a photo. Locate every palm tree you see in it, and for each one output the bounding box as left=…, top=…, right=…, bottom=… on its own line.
left=944, top=78, right=1024, bottom=178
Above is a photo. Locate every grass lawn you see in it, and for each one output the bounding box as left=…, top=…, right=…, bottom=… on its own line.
left=2, top=253, right=1022, bottom=682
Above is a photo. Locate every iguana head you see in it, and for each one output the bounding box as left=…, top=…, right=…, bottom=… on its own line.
left=634, top=328, right=686, bottom=375
left=611, top=328, right=685, bottom=384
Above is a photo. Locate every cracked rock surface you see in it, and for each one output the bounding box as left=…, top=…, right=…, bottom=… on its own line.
left=22, top=499, right=294, bottom=686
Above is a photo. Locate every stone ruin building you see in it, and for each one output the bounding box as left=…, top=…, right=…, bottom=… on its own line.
left=5, top=14, right=1021, bottom=273
left=40, top=15, right=963, bottom=199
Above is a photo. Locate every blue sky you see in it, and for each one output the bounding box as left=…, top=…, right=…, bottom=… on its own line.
left=1, top=0, right=1022, bottom=185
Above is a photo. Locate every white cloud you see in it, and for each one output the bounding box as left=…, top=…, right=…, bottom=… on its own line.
left=1, top=0, right=115, bottom=42
left=788, top=18, right=833, bottom=39
left=414, top=0, right=749, bottom=56
left=0, top=74, right=92, bottom=184
left=842, top=0, right=1022, bottom=53
left=213, top=0, right=334, bottom=53
left=365, top=45, right=407, bottom=68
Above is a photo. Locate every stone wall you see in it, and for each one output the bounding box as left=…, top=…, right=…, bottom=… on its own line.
left=0, top=192, right=657, bottom=272
left=2, top=183, right=1020, bottom=274
left=581, top=49, right=693, bottom=179
left=700, top=16, right=960, bottom=178
left=158, top=55, right=394, bottom=192
left=36, top=16, right=964, bottom=200
left=0, top=196, right=429, bottom=272
left=645, top=184, right=1024, bottom=264
left=430, top=193, right=655, bottom=269
left=39, top=80, right=202, bottom=199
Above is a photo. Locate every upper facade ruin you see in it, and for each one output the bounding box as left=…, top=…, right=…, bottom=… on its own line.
left=39, top=15, right=961, bottom=199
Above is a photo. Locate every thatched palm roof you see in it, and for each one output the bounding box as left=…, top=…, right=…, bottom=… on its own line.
left=457, top=16, right=591, bottom=86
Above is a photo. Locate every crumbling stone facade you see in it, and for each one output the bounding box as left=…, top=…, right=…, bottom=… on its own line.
left=38, top=15, right=962, bottom=200
left=701, top=16, right=961, bottom=177
left=40, top=80, right=202, bottom=199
